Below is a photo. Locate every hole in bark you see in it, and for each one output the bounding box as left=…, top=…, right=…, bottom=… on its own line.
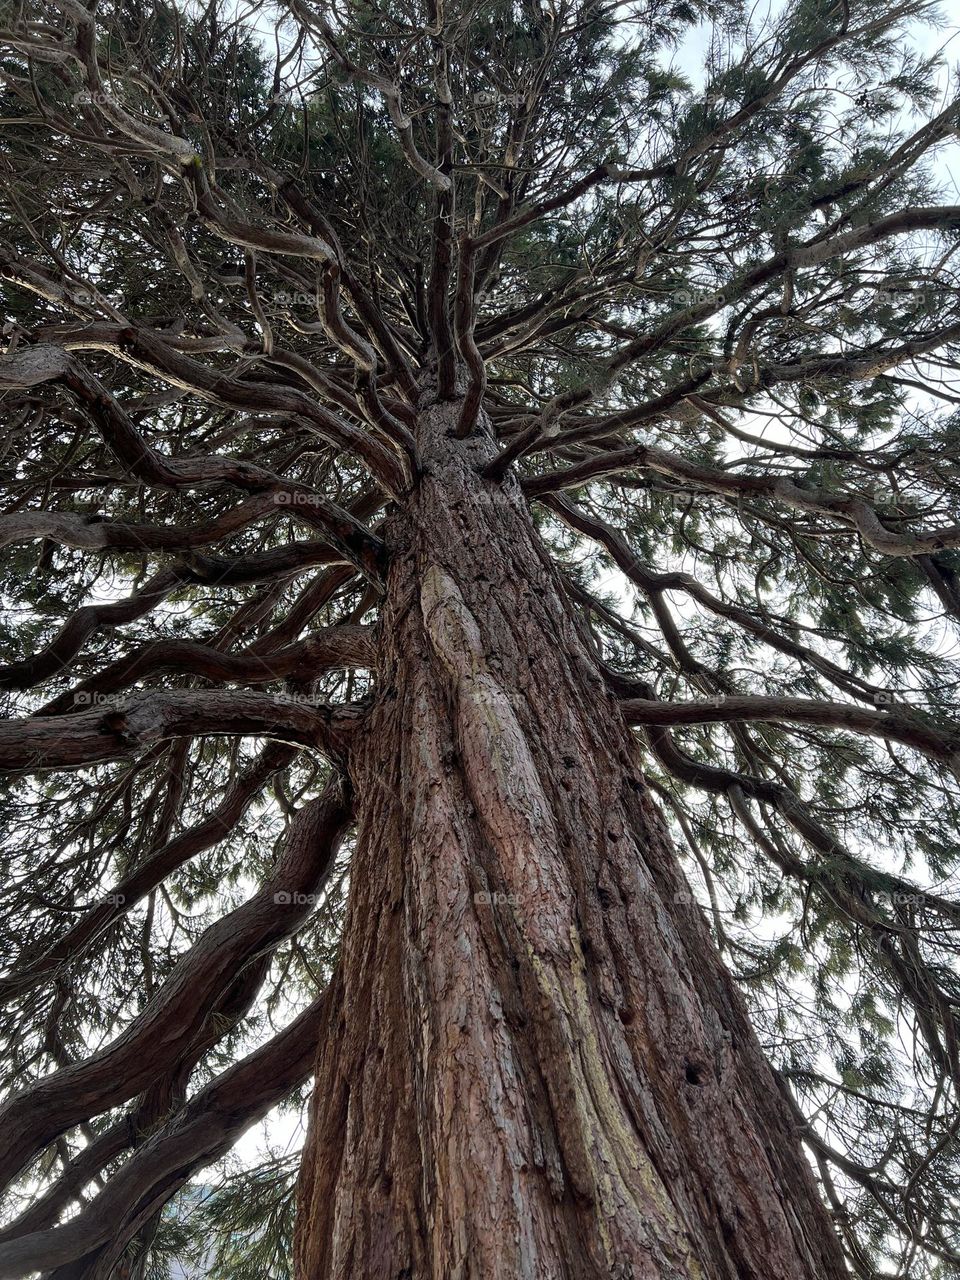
left=684, top=1059, right=707, bottom=1086
left=618, top=1006, right=634, bottom=1025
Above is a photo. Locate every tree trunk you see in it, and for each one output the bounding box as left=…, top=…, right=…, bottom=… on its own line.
left=294, top=391, right=849, bottom=1280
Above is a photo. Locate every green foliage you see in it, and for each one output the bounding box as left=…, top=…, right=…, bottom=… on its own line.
left=1, top=0, right=959, bottom=1274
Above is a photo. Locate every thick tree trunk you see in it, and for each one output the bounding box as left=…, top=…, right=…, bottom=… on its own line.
left=294, top=392, right=849, bottom=1279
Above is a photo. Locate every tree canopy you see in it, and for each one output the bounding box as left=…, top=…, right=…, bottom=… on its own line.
left=1, top=0, right=960, bottom=1274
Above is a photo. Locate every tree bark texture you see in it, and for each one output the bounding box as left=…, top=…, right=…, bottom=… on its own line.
left=294, top=393, right=849, bottom=1280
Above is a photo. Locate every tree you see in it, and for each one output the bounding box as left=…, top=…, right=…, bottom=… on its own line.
left=0, top=0, right=958, bottom=1274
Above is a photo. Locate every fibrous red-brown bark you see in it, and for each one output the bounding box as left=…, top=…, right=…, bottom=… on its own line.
left=294, top=392, right=849, bottom=1279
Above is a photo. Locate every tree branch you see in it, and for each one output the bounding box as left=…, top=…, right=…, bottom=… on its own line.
left=0, top=989, right=331, bottom=1280
left=0, top=690, right=360, bottom=771
left=621, top=694, right=960, bottom=767
left=0, top=776, right=351, bottom=1191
